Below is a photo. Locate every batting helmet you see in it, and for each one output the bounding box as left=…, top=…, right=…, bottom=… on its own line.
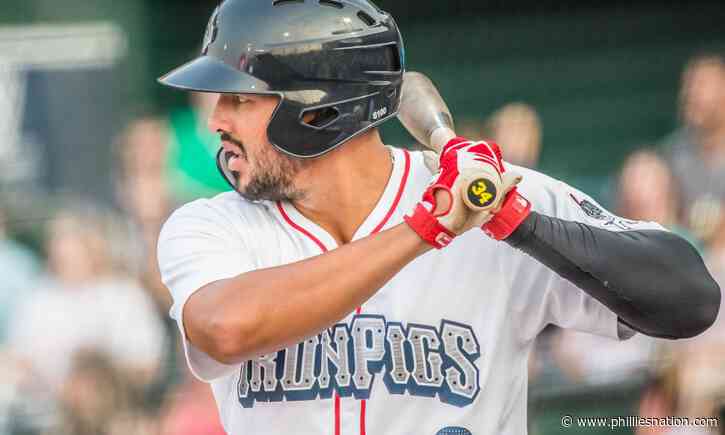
left=159, top=0, right=405, bottom=161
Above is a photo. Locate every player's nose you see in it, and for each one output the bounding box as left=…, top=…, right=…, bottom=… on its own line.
left=207, top=94, right=234, bottom=134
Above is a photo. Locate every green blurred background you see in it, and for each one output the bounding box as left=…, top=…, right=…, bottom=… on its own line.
left=4, top=0, right=725, bottom=192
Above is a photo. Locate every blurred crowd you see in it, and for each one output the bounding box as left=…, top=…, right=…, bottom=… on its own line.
left=0, top=89, right=227, bottom=434
left=523, top=54, right=725, bottom=435
left=1, top=53, right=725, bottom=435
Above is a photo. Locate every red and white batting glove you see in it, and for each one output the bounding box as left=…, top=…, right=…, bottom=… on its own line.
left=405, top=137, right=531, bottom=248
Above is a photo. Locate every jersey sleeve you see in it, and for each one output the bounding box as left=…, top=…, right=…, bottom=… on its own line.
left=508, top=165, right=666, bottom=343
left=157, top=198, right=256, bottom=382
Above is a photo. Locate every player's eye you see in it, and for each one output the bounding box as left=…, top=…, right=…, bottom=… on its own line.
left=236, top=95, right=251, bottom=104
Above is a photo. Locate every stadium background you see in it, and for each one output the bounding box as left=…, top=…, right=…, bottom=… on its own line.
left=1, top=0, right=725, bottom=434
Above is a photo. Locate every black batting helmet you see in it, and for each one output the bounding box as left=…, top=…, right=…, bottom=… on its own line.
left=159, top=0, right=405, bottom=161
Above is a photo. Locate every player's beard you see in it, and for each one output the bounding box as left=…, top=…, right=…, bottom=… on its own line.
left=241, top=151, right=306, bottom=202
left=223, top=135, right=306, bottom=202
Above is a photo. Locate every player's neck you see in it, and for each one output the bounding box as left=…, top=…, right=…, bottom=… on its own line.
left=291, top=130, right=394, bottom=245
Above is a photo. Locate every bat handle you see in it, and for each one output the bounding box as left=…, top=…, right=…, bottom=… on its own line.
left=429, top=127, right=456, bottom=151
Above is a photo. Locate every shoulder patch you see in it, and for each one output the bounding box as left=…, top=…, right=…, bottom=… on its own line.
left=569, top=193, right=638, bottom=230
left=570, top=193, right=608, bottom=221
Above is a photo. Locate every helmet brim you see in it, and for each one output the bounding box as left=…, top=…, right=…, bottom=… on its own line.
left=158, top=55, right=270, bottom=94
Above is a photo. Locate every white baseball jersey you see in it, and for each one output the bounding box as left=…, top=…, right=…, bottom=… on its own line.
left=158, top=146, right=661, bottom=435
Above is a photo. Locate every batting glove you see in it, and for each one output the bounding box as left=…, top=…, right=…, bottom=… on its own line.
left=405, top=137, right=528, bottom=248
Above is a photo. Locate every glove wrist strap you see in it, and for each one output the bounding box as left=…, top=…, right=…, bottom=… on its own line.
left=404, top=204, right=456, bottom=249
left=482, top=188, right=531, bottom=240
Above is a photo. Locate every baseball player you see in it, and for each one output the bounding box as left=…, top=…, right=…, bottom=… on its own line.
left=156, top=1, right=721, bottom=434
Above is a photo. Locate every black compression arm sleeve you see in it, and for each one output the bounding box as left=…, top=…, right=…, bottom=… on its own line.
left=506, top=212, right=721, bottom=339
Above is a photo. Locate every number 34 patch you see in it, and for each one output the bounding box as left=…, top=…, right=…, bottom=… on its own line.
left=467, top=178, right=497, bottom=208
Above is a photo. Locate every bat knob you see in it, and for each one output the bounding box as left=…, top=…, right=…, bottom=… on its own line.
left=460, top=173, right=501, bottom=212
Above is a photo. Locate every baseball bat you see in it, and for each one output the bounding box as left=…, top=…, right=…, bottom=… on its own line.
left=397, top=71, right=502, bottom=212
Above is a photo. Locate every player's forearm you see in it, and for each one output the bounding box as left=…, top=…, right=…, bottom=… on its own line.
left=507, top=211, right=721, bottom=339
left=186, top=223, right=430, bottom=364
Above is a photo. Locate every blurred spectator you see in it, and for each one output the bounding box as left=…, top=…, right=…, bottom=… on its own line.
left=50, top=349, right=159, bottom=435
left=159, top=375, right=226, bottom=435
left=114, top=109, right=227, bottom=433
left=669, top=345, right=725, bottom=431
left=0, top=351, right=57, bottom=435
left=55, top=350, right=131, bottom=435
left=116, top=116, right=172, bottom=233
left=486, top=103, right=542, bottom=168
left=636, top=369, right=679, bottom=435
left=618, top=150, right=679, bottom=225
left=616, top=143, right=725, bottom=433
left=638, top=332, right=725, bottom=435
left=662, top=222, right=725, bottom=433
left=662, top=54, right=725, bottom=242
left=115, top=116, right=173, bottom=310
left=656, top=56, right=725, bottom=429
left=6, top=204, right=166, bottom=394
left=166, top=91, right=230, bottom=202
left=115, top=116, right=186, bottom=407
left=548, top=150, right=688, bottom=386
left=460, top=102, right=542, bottom=168
left=0, top=206, right=40, bottom=344
left=617, top=149, right=701, bottom=248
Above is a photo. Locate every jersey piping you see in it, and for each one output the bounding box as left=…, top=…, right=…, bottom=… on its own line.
left=272, top=147, right=411, bottom=435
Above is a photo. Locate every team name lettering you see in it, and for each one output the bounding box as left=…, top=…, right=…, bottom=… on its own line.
left=237, top=315, right=481, bottom=408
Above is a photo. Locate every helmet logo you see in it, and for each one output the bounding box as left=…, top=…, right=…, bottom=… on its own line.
left=372, top=106, right=388, bottom=120
left=202, top=7, right=220, bottom=55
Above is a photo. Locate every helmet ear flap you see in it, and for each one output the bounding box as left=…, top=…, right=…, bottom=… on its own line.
left=267, top=99, right=341, bottom=158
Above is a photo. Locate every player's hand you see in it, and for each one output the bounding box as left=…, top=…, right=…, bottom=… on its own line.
left=405, top=137, right=524, bottom=248
left=476, top=143, right=532, bottom=241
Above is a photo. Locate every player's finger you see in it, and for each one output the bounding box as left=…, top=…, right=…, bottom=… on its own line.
left=501, top=171, right=522, bottom=194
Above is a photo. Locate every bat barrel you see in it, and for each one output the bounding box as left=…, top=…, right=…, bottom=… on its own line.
left=398, top=71, right=455, bottom=150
